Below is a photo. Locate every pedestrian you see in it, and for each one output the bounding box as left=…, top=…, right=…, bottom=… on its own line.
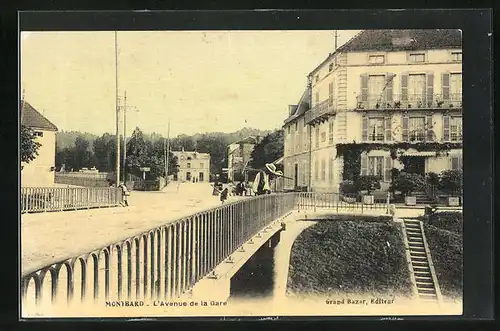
left=252, top=163, right=285, bottom=196
left=119, top=182, right=130, bottom=207
left=220, top=187, right=229, bottom=204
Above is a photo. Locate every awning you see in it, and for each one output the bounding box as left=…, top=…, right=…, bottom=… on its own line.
left=402, top=151, right=436, bottom=157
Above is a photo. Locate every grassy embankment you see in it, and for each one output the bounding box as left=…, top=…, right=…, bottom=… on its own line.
left=287, top=218, right=413, bottom=297
left=420, top=212, right=463, bottom=300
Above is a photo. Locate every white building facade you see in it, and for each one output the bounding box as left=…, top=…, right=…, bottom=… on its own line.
left=21, top=101, right=58, bottom=187
left=283, top=29, right=462, bottom=194
left=172, top=150, right=211, bottom=182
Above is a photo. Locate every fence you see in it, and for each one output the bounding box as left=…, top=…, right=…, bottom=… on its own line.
left=296, top=192, right=390, bottom=213
left=21, top=193, right=297, bottom=309
left=21, top=187, right=123, bottom=213
left=55, top=173, right=111, bottom=187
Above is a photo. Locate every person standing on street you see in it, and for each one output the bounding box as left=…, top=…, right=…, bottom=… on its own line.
left=119, top=182, right=130, bottom=207
left=220, top=187, right=229, bottom=204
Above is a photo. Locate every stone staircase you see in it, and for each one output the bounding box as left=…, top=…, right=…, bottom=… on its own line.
left=402, top=219, right=442, bottom=303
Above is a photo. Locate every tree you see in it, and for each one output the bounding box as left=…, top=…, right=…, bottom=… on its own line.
left=93, top=133, right=117, bottom=172
left=21, top=125, right=41, bottom=164
left=250, top=130, right=284, bottom=170
left=196, top=135, right=228, bottom=175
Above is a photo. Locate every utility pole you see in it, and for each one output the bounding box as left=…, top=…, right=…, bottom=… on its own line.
left=334, top=30, right=338, bottom=50
left=115, top=31, right=120, bottom=186
left=165, top=103, right=171, bottom=183
left=122, top=90, right=127, bottom=183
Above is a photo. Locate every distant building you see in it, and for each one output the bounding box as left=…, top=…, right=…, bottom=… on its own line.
left=21, top=100, right=58, bottom=187
left=172, top=149, right=210, bottom=182
left=227, top=136, right=262, bottom=182
left=283, top=29, right=462, bottom=193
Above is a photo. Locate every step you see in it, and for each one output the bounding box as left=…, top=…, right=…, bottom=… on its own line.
left=408, top=242, right=425, bottom=248
left=416, top=283, right=435, bottom=289
left=412, top=262, right=430, bottom=268
left=413, top=267, right=430, bottom=274
left=408, top=238, right=424, bottom=244
left=409, top=247, right=426, bottom=253
left=418, top=288, right=437, bottom=295
left=414, top=271, right=432, bottom=278
left=415, top=277, right=434, bottom=284
left=411, top=256, right=428, bottom=262
left=419, top=294, right=438, bottom=300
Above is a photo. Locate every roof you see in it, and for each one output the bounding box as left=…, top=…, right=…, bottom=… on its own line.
left=235, top=136, right=259, bottom=145
left=284, top=87, right=311, bottom=125
left=172, top=150, right=210, bottom=159
left=20, top=100, right=58, bottom=131
left=309, top=29, right=462, bottom=76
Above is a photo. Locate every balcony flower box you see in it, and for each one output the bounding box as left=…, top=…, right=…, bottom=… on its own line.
left=405, top=196, right=417, bottom=206
left=362, top=194, right=374, bottom=205
left=447, top=196, right=460, bottom=207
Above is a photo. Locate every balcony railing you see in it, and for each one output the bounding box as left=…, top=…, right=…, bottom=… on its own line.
left=356, top=93, right=462, bottom=111
left=305, top=100, right=335, bottom=124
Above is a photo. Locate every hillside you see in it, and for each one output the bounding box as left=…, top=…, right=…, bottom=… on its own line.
left=287, top=219, right=413, bottom=297
left=56, top=130, right=99, bottom=152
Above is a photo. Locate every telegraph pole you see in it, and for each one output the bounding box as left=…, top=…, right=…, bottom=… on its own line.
left=122, top=90, right=127, bottom=183
left=164, top=103, right=171, bottom=183
left=115, top=31, right=120, bottom=186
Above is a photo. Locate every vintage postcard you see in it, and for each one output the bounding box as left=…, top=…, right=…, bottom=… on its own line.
left=20, top=27, right=464, bottom=318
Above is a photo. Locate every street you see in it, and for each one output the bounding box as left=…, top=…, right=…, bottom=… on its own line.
left=21, top=182, right=245, bottom=274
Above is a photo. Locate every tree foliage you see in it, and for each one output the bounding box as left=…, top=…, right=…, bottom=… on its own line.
left=21, top=125, right=41, bottom=164
left=250, top=130, right=284, bottom=170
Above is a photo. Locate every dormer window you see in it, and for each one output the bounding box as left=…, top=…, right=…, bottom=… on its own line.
left=329, top=63, right=334, bottom=72
left=451, top=51, right=462, bottom=61
left=409, top=53, right=425, bottom=63
left=315, top=75, right=319, bottom=82
left=369, top=55, right=385, bottom=64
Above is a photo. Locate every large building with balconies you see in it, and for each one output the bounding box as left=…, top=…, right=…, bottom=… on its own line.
left=283, top=29, right=462, bottom=193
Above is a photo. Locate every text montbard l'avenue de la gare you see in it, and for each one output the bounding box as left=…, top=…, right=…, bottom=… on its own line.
left=105, top=300, right=228, bottom=307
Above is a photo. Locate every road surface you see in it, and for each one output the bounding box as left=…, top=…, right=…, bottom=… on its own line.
left=21, top=182, right=245, bottom=274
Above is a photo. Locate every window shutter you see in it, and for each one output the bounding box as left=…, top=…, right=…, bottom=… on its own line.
left=385, top=116, right=392, bottom=141
left=360, top=74, right=368, bottom=102
left=360, top=154, right=368, bottom=176
left=401, top=72, right=409, bottom=102
left=384, top=156, right=392, bottom=182
left=425, top=115, right=434, bottom=141
left=402, top=114, right=409, bottom=142
left=386, top=73, right=394, bottom=103
left=459, top=155, right=463, bottom=170
left=442, top=72, right=450, bottom=101
left=426, top=72, right=434, bottom=106
left=362, top=115, right=368, bottom=141
left=451, top=156, right=459, bottom=170
left=443, top=115, right=450, bottom=141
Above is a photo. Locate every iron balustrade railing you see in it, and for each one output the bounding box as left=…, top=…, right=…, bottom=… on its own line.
left=296, top=192, right=390, bottom=213
left=21, top=192, right=390, bottom=310
left=21, top=187, right=123, bottom=213
left=356, top=93, right=462, bottom=110
left=305, top=100, right=335, bottom=124
left=21, top=193, right=298, bottom=309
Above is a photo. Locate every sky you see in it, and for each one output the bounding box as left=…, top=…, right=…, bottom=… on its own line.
left=21, top=30, right=361, bottom=138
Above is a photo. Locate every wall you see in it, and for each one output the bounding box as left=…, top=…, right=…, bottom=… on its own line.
left=173, top=152, right=211, bottom=182
left=21, top=130, right=56, bottom=187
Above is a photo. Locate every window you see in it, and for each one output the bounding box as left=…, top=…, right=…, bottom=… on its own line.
left=450, top=116, right=462, bottom=142
left=369, top=55, right=385, bottom=64
left=451, top=52, right=462, bottom=61
left=315, top=127, right=320, bottom=148
left=329, top=63, right=334, bottom=72
left=33, top=131, right=43, bottom=137
left=200, top=162, right=204, bottom=168
left=314, top=160, right=319, bottom=181
left=187, top=163, right=191, bottom=168
left=302, top=160, right=307, bottom=185
left=288, top=126, right=291, bottom=134
left=408, top=117, right=426, bottom=142
left=451, top=155, right=463, bottom=170
left=321, top=159, right=326, bottom=181
left=328, top=158, right=334, bottom=182
left=450, top=73, right=462, bottom=100
left=328, top=80, right=335, bottom=106
left=409, top=53, right=425, bottom=63
left=321, top=132, right=326, bottom=142
left=187, top=157, right=192, bottom=160
left=328, top=120, right=334, bottom=145
left=368, top=75, right=386, bottom=100
left=368, top=156, right=384, bottom=179
left=368, top=118, right=385, bottom=141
